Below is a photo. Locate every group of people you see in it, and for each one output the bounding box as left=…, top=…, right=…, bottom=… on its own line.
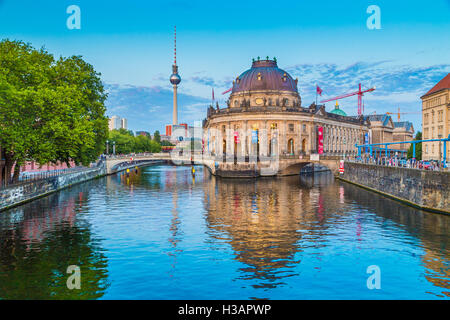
left=350, top=155, right=446, bottom=171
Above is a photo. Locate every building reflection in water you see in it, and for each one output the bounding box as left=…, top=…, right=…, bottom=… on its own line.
left=203, top=171, right=337, bottom=289
left=0, top=181, right=109, bottom=299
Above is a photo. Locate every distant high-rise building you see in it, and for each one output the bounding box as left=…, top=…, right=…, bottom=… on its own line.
left=109, top=116, right=128, bottom=130
left=109, top=115, right=121, bottom=130
left=121, top=118, right=128, bottom=130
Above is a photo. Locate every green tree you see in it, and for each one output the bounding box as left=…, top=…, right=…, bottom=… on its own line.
left=135, top=135, right=152, bottom=153
left=108, top=129, right=135, bottom=154
left=0, top=40, right=108, bottom=184
left=153, top=130, right=161, bottom=144
left=407, top=131, right=422, bottom=160
left=161, top=140, right=174, bottom=147
left=149, top=139, right=161, bottom=153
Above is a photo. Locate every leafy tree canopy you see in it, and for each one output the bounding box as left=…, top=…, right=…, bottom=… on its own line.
left=108, top=129, right=161, bottom=154
left=0, top=40, right=108, bottom=182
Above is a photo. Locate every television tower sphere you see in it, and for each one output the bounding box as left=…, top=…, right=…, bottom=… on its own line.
left=170, top=72, right=181, bottom=85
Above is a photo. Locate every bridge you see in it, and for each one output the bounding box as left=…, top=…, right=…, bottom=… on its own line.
left=201, top=154, right=341, bottom=177
left=105, top=153, right=172, bottom=174
left=105, top=152, right=342, bottom=177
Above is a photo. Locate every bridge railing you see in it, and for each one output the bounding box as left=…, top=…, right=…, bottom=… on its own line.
left=355, top=135, right=449, bottom=168
left=347, top=156, right=448, bottom=171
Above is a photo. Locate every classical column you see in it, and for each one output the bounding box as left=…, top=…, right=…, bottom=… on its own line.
left=261, top=120, right=268, bottom=157
left=227, top=122, right=232, bottom=156
left=299, top=122, right=303, bottom=154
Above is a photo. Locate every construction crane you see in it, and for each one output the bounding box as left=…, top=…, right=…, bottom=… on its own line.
left=386, top=107, right=421, bottom=121
left=319, top=83, right=376, bottom=116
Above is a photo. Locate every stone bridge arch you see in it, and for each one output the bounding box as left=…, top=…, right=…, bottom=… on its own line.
left=278, top=159, right=340, bottom=176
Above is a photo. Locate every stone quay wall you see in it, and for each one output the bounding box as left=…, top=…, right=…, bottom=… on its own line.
left=0, top=166, right=106, bottom=212
left=339, top=162, right=450, bottom=214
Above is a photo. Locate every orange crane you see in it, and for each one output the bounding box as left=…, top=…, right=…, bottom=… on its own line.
left=319, top=83, right=376, bottom=116
left=386, top=107, right=421, bottom=121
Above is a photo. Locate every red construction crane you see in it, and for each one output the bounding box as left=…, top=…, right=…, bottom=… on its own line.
left=319, top=83, right=375, bottom=116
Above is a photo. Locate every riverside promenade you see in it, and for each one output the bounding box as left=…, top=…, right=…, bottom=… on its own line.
left=0, top=155, right=168, bottom=211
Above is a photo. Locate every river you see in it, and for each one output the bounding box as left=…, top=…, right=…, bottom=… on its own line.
left=0, top=164, right=448, bottom=299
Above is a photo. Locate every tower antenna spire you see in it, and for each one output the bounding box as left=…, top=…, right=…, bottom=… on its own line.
left=174, top=25, right=177, bottom=65
left=170, top=25, right=181, bottom=126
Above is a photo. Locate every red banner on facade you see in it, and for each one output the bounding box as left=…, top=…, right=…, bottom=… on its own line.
left=318, top=126, right=324, bottom=154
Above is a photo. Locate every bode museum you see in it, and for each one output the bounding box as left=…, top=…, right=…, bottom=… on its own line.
left=203, top=58, right=370, bottom=161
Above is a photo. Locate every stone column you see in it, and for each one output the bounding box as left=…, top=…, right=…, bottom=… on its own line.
left=227, top=122, right=232, bottom=156
left=261, top=120, right=268, bottom=157
left=299, top=122, right=303, bottom=154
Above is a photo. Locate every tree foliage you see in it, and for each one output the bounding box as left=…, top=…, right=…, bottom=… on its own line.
left=407, top=131, right=422, bottom=160
left=153, top=130, right=161, bottom=144
left=107, top=129, right=161, bottom=154
left=0, top=40, right=108, bottom=183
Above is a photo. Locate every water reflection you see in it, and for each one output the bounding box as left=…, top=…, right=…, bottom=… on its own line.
left=0, top=165, right=448, bottom=299
left=0, top=182, right=109, bottom=299
left=203, top=172, right=337, bottom=289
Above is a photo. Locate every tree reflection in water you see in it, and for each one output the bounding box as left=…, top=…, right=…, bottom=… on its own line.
left=0, top=182, right=109, bottom=299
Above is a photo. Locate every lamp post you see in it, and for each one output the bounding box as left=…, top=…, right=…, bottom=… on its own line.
left=113, top=141, right=116, bottom=156
left=106, top=140, right=109, bottom=155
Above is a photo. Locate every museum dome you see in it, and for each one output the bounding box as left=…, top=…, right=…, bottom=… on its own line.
left=329, top=101, right=347, bottom=116
left=231, top=59, right=298, bottom=94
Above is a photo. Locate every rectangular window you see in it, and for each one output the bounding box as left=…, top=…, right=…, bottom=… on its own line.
left=288, top=123, right=294, bottom=132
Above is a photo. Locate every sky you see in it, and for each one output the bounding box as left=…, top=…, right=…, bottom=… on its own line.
left=1, top=0, right=449, bottom=132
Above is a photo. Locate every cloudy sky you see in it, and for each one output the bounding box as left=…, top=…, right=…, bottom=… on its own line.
left=1, top=0, right=449, bottom=132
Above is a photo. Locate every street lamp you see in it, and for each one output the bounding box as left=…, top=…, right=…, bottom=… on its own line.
left=113, top=141, right=116, bottom=156
left=106, top=140, right=109, bottom=155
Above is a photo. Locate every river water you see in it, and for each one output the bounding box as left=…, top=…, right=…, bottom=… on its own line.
left=0, top=164, right=448, bottom=299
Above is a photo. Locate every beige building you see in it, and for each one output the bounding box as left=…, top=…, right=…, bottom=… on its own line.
left=203, top=59, right=369, bottom=159
left=421, top=73, right=450, bottom=161
left=393, top=121, right=414, bottom=151
left=109, top=115, right=128, bottom=131
left=366, top=114, right=414, bottom=152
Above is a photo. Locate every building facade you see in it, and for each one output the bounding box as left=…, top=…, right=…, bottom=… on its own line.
left=121, top=118, right=128, bottom=130
left=109, top=116, right=128, bottom=131
left=202, top=59, right=369, bottom=159
left=421, top=73, right=450, bottom=161
left=367, top=114, right=414, bottom=152
left=393, top=121, right=414, bottom=151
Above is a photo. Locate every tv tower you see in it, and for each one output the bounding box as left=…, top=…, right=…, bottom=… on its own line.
left=170, top=26, right=181, bottom=125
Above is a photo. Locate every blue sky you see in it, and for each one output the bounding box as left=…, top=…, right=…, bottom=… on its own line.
left=1, top=0, right=449, bottom=132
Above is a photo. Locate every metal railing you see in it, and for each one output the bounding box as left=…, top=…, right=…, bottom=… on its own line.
left=1, top=162, right=104, bottom=189
left=347, top=156, right=448, bottom=171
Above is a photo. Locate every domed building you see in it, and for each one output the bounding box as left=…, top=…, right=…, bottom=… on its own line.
left=202, top=58, right=370, bottom=174
left=329, top=101, right=347, bottom=117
